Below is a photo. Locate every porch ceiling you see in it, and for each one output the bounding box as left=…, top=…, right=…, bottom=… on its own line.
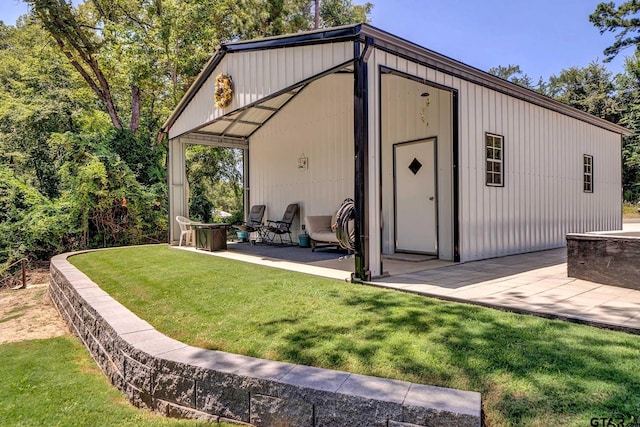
left=197, top=85, right=306, bottom=140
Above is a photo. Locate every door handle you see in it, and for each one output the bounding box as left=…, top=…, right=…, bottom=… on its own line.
left=429, top=196, right=434, bottom=201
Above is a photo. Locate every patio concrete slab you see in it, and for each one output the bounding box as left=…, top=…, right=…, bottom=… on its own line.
left=174, top=221, right=640, bottom=333
left=179, top=246, right=353, bottom=281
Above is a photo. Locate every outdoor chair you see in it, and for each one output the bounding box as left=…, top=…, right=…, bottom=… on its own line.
left=234, top=205, right=265, bottom=232
left=176, top=215, right=200, bottom=247
left=306, top=214, right=341, bottom=251
left=233, top=205, right=266, bottom=243
left=263, top=203, right=298, bottom=245
left=305, top=200, right=354, bottom=252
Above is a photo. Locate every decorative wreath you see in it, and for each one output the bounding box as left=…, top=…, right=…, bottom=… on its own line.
left=214, top=73, right=234, bottom=108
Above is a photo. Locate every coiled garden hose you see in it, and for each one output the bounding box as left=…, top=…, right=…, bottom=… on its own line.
left=335, top=198, right=355, bottom=251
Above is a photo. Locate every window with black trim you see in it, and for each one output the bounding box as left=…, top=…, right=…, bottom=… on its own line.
left=583, top=154, right=593, bottom=193
left=485, top=133, right=504, bottom=187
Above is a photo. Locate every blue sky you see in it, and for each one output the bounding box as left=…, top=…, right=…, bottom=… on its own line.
left=0, top=0, right=629, bottom=82
left=369, top=0, right=626, bottom=81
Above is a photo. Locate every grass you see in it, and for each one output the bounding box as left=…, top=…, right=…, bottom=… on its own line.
left=70, top=245, right=640, bottom=427
left=0, top=337, right=238, bottom=426
left=623, top=202, right=640, bottom=218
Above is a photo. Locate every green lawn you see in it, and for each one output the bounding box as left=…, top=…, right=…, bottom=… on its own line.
left=70, top=245, right=640, bottom=427
left=0, top=336, right=234, bottom=426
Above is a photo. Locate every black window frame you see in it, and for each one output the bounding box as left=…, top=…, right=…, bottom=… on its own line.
left=583, top=154, right=593, bottom=193
left=485, top=133, right=504, bottom=187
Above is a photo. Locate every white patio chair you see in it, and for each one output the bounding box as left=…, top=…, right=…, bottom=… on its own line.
left=176, top=216, right=198, bottom=247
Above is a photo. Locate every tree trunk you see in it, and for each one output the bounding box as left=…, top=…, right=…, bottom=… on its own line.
left=31, top=0, right=125, bottom=130
left=51, top=35, right=124, bottom=130
left=314, top=0, right=320, bottom=29
left=130, top=86, right=141, bottom=132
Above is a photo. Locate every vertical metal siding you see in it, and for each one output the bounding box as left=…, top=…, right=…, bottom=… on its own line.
left=377, top=66, right=455, bottom=261
left=248, top=74, right=354, bottom=237
left=168, top=138, right=187, bottom=243
left=370, top=48, right=622, bottom=263
left=169, top=42, right=354, bottom=139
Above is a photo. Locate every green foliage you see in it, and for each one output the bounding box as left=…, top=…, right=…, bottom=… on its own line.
left=0, top=166, right=48, bottom=262
left=589, top=2, right=640, bottom=199
left=110, top=129, right=165, bottom=186
left=546, top=61, right=621, bottom=122
left=59, top=148, right=166, bottom=248
left=72, top=245, right=640, bottom=427
left=0, top=16, right=170, bottom=261
left=186, top=145, right=242, bottom=222
left=0, top=1, right=377, bottom=263
left=0, top=165, right=79, bottom=264
left=488, top=64, right=539, bottom=90
left=0, top=20, right=90, bottom=198
left=233, top=0, right=312, bottom=38
left=319, top=0, right=374, bottom=27
left=233, top=0, right=373, bottom=38
left=590, top=1, right=640, bottom=62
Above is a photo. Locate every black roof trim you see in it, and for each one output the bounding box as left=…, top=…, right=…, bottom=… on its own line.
left=224, top=24, right=362, bottom=52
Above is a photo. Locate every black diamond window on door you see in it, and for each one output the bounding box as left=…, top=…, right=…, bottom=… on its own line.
left=408, top=158, right=422, bottom=175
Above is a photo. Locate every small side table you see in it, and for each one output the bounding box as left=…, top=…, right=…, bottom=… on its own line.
left=193, top=223, right=229, bottom=251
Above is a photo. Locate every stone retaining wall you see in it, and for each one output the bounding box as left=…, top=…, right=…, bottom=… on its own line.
left=49, top=252, right=482, bottom=427
left=567, top=233, right=640, bottom=290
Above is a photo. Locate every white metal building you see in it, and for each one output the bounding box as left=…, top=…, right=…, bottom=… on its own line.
left=162, top=24, right=631, bottom=281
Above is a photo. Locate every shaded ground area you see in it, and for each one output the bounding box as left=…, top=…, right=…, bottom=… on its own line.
left=227, top=241, right=349, bottom=263
left=0, top=274, right=68, bottom=344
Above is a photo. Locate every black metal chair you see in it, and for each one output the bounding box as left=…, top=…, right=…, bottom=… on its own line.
left=233, top=205, right=265, bottom=231
left=233, top=205, right=266, bottom=242
left=264, top=203, right=298, bottom=245
left=244, top=205, right=266, bottom=231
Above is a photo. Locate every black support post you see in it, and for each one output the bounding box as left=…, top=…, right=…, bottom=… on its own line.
left=353, top=41, right=370, bottom=282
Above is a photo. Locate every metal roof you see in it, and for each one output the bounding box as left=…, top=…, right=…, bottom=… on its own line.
left=162, top=23, right=631, bottom=139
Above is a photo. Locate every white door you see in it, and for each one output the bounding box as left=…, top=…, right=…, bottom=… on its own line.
left=394, top=138, right=437, bottom=254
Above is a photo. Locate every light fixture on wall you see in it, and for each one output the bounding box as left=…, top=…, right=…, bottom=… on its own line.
left=298, top=154, right=308, bottom=171
left=420, top=92, right=431, bottom=126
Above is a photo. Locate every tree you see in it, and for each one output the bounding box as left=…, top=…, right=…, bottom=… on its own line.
left=488, top=64, right=536, bottom=89
left=27, top=0, right=126, bottom=130
left=233, top=0, right=373, bottom=38
left=614, top=52, right=640, bottom=200
left=590, top=2, right=640, bottom=201
left=546, top=61, right=621, bottom=123
left=186, top=145, right=242, bottom=222
left=26, top=0, right=237, bottom=134
left=0, top=20, right=91, bottom=198
left=319, top=0, right=373, bottom=27
left=590, top=1, right=640, bottom=62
